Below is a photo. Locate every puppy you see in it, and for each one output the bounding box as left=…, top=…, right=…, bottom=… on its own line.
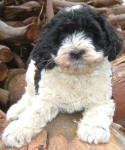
left=2, top=4, right=122, bottom=148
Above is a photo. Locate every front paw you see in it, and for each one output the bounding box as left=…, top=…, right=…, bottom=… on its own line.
left=2, top=120, right=33, bottom=148
left=77, top=124, right=110, bottom=144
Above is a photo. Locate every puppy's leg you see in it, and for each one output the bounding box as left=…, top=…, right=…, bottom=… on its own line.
left=2, top=95, right=58, bottom=148
left=77, top=99, right=115, bottom=144
left=7, top=60, right=37, bottom=121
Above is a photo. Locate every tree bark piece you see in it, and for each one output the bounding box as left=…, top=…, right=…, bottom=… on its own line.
left=0, top=88, right=9, bottom=105
left=0, top=0, right=4, bottom=8
left=4, top=0, right=15, bottom=6
left=13, top=53, right=25, bottom=68
left=0, top=110, right=7, bottom=145
left=0, top=45, right=13, bottom=63
left=0, top=110, right=6, bottom=120
left=116, top=28, right=125, bottom=54
left=26, top=23, right=42, bottom=41
left=5, top=16, right=38, bottom=27
left=96, top=5, right=125, bottom=15
left=28, top=130, right=47, bottom=150
left=108, top=14, right=125, bottom=28
left=5, top=21, right=25, bottom=27
left=23, top=16, right=38, bottom=25
left=4, top=69, right=26, bottom=105
left=67, top=0, right=88, bottom=2
left=116, top=28, right=125, bottom=39
left=8, top=73, right=26, bottom=105
left=0, top=62, right=8, bottom=81
left=3, top=1, right=41, bottom=21
left=0, top=20, right=39, bottom=43
left=46, top=0, right=54, bottom=23
left=87, top=0, right=122, bottom=7
left=48, top=134, right=68, bottom=150
left=112, top=55, right=125, bottom=122
left=0, top=20, right=30, bottom=41
left=0, top=0, right=4, bottom=17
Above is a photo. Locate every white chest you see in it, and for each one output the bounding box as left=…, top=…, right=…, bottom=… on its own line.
left=38, top=58, right=112, bottom=112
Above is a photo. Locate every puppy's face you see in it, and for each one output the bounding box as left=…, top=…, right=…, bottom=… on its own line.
left=54, top=32, right=103, bottom=74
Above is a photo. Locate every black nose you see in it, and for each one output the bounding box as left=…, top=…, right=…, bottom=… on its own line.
left=70, top=50, right=83, bottom=60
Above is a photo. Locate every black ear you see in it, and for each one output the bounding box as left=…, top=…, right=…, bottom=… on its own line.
left=31, top=38, right=55, bottom=71
left=31, top=30, right=56, bottom=71
left=97, top=13, right=123, bottom=61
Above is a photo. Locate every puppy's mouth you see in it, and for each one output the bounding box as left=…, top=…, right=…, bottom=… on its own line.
left=53, top=53, right=90, bottom=74
left=71, top=62, right=86, bottom=71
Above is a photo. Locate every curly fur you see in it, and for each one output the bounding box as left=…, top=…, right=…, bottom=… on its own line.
left=2, top=4, right=122, bottom=148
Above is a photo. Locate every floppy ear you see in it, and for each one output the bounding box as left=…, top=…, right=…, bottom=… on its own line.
left=31, top=28, right=56, bottom=71
left=31, top=38, right=55, bottom=71
left=97, top=13, right=123, bottom=61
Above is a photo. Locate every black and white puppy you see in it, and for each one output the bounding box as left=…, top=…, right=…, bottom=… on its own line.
left=2, top=4, right=122, bottom=148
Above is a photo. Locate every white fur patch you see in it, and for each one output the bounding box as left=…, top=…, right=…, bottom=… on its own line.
left=38, top=58, right=112, bottom=109
left=61, top=32, right=93, bottom=51
left=25, top=59, right=36, bottom=95
left=59, top=32, right=103, bottom=61
left=64, top=5, right=83, bottom=12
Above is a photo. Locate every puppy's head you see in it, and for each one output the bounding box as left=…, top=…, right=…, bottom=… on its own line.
left=54, top=32, right=103, bottom=74
left=32, top=4, right=122, bottom=74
